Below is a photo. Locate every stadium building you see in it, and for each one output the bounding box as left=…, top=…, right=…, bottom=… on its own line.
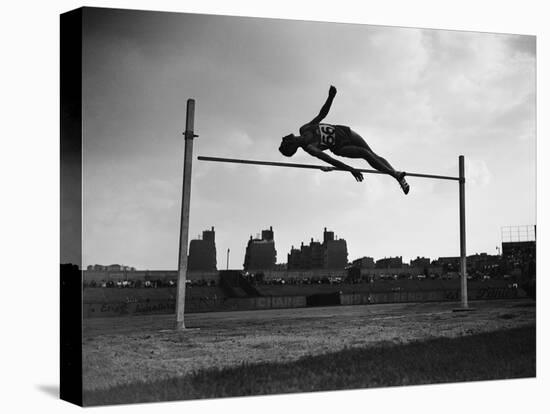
left=501, top=225, right=536, bottom=278
left=466, top=253, right=501, bottom=275
left=432, top=256, right=460, bottom=274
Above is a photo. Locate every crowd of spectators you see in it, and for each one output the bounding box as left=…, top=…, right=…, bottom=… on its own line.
left=255, top=276, right=344, bottom=286
left=84, top=263, right=532, bottom=290
left=83, top=278, right=217, bottom=288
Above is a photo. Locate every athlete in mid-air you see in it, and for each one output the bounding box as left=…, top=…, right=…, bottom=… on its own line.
left=279, top=85, right=410, bottom=194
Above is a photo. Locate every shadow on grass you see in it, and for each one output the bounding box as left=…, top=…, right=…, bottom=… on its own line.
left=84, top=325, right=535, bottom=406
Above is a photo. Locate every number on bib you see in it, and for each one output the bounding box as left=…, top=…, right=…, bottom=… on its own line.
left=319, top=124, right=336, bottom=147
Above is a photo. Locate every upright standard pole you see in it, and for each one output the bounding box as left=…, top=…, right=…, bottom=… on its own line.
left=226, top=248, right=230, bottom=270
left=176, top=99, right=197, bottom=330
left=459, top=155, right=468, bottom=309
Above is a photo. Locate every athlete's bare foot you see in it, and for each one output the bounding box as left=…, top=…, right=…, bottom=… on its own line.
left=397, top=172, right=410, bottom=195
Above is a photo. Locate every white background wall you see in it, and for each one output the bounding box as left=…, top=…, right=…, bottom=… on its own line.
left=1, top=1, right=547, bottom=414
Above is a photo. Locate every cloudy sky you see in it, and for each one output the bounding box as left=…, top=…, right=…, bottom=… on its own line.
left=81, top=7, right=536, bottom=269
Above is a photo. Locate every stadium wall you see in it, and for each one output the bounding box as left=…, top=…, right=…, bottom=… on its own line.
left=84, top=294, right=307, bottom=317
left=341, top=286, right=523, bottom=305
left=83, top=286, right=525, bottom=318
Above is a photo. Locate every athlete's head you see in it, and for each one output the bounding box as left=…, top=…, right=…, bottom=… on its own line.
left=279, top=134, right=299, bottom=157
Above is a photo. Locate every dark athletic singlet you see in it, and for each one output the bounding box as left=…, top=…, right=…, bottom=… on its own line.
left=301, top=123, right=352, bottom=152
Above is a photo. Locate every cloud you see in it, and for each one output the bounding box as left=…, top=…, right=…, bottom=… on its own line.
left=465, top=159, right=492, bottom=187
left=506, top=34, right=536, bottom=57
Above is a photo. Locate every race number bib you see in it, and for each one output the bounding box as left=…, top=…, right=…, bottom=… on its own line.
left=318, top=124, right=336, bottom=147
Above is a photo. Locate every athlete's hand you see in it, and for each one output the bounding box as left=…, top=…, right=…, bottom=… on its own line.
left=329, top=85, right=337, bottom=97
left=350, top=169, right=364, bottom=182
left=320, top=166, right=334, bottom=172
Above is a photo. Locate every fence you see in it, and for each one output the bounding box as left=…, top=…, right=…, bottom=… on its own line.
left=83, top=286, right=525, bottom=318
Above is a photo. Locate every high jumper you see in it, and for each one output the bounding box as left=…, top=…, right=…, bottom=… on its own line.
left=279, top=85, right=410, bottom=194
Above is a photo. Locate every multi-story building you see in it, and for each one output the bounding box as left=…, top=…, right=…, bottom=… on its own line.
left=466, top=253, right=501, bottom=274
left=87, top=264, right=106, bottom=271
left=410, top=256, right=431, bottom=268
left=432, top=256, right=460, bottom=273
left=352, top=256, right=375, bottom=269
left=324, top=240, right=348, bottom=269
left=86, top=264, right=135, bottom=272
left=188, top=227, right=217, bottom=271
left=310, top=239, right=324, bottom=268
left=375, top=256, right=403, bottom=269
left=243, top=226, right=277, bottom=271
left=287, top=246, right=302, bottom=270
left=287, top=228, right=348, bottom=270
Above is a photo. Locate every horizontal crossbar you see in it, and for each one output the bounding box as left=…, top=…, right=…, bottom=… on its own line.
left=197, top=156, right=461, bottom=181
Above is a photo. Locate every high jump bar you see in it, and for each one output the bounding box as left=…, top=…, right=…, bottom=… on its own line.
left=197, top=156, right=461, bottom=181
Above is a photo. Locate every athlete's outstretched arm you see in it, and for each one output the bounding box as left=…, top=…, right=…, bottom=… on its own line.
left=307, top=85, right=337, bottom=125
left=304, top=144, right=363, bottom=182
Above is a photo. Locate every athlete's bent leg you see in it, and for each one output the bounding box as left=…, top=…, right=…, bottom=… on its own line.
left=335, top=145, right=410, bottom=194
left=334, top=146, right=398, bottom=178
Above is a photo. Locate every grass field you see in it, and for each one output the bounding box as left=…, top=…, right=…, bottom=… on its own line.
left=84, top=325, right=535, bottom=405
left=82, top=299, right=536, bottom=406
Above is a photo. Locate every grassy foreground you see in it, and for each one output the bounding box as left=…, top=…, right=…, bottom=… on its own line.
left=84, top=325, right=535, bottom=406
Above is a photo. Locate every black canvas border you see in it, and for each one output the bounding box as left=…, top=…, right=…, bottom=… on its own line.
left=60, top=7, right=83, bottom=407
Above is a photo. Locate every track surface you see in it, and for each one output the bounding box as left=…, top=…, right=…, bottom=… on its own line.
left=83, top=299, right=532, bottom=336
